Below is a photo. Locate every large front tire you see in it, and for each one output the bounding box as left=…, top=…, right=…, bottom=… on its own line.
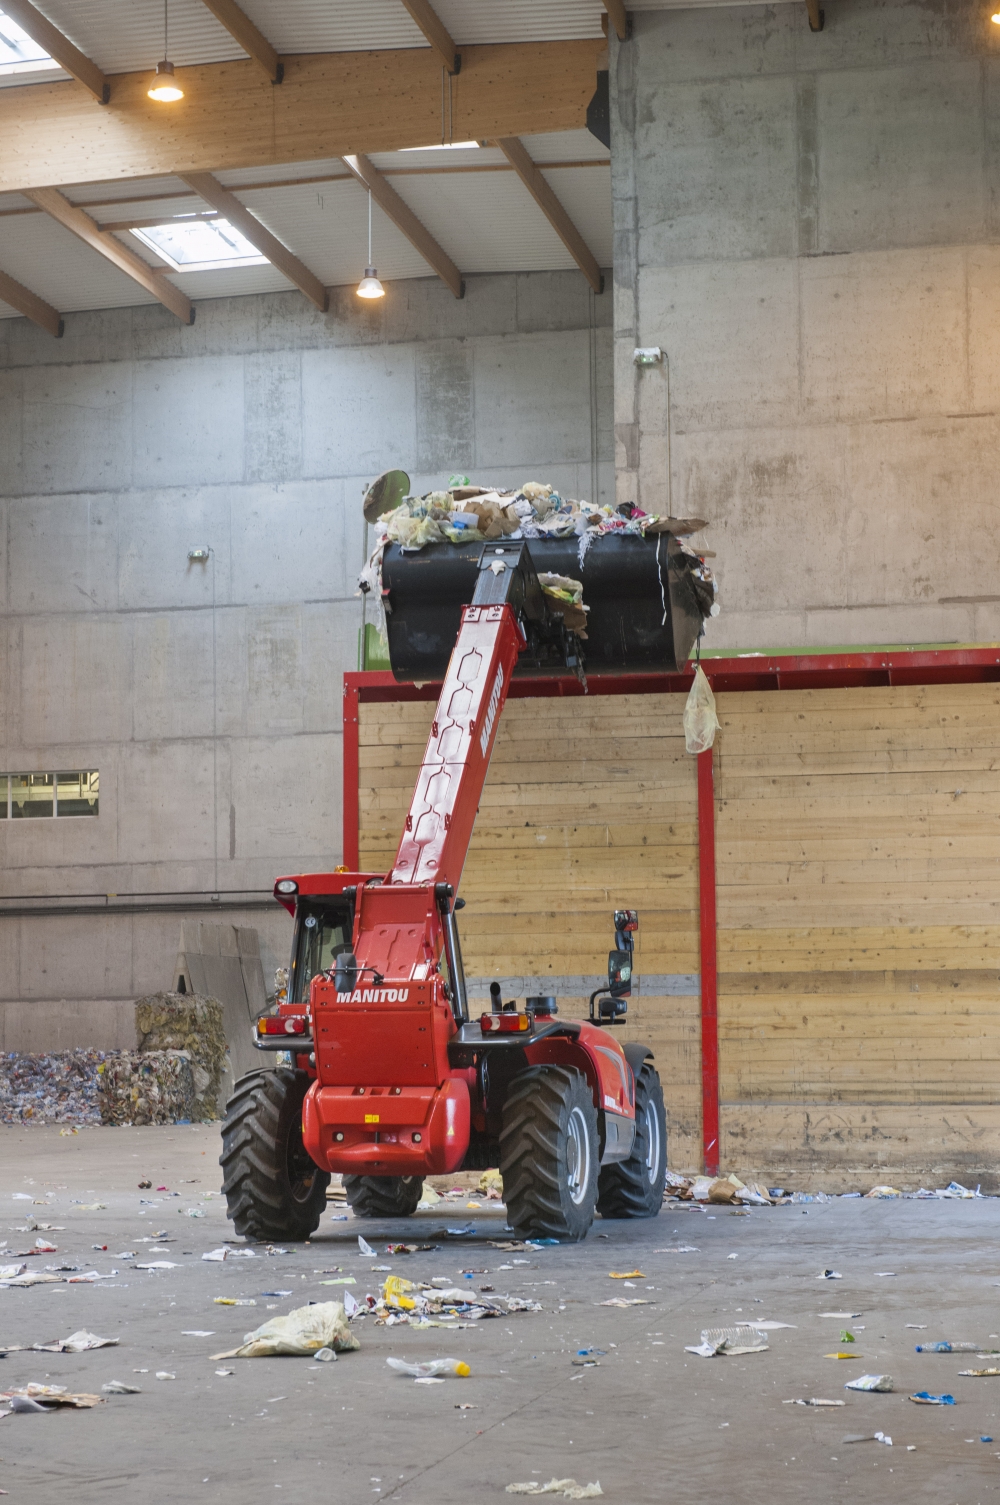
left=499, top=1065, right=598, bottom=1242
left=220, top=1069, right=329, bottom=1241
left=343, top=1175, right=424, bottom=1218
left=596, top=1061, right=667, bottom=1218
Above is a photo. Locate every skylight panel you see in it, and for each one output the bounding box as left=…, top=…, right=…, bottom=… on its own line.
left=0, top=9, right=54, bottom=74
left=131, top=217, right=268, bottom=273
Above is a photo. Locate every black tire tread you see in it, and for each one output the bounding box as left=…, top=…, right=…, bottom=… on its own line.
left=596, top=1062, right=667, bottom=1218
left=220, top=1068, right=330, bottom=1240
left=499, top=1065, right=598, bottom=1242
left=342, top=1175, right=424, bottom=1218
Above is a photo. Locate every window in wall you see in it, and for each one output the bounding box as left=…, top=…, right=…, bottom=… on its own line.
left=0, top=11, right=54, bottom=75
left=3, top=771, right=98, bottom=819
left=131, top=217, right=269, bottom=273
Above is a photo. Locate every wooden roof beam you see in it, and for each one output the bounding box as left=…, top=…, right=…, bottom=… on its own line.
left=398, top=0, right=460, bottom=73
left=0, top=266, right=62, bottom=336
left=23, top=188, right=193, bottom=324
left=1, top=0, right=109, bottom=102
left=198, top=0, right=283, bottom=83
left=0, top=41, right=604, bottom=195
left=494, top=136, right=604, bottom=294
left=342, top=153, right=463, bottom=299
left=604, top=1, right=629, bottom=41
left=805, top=0, right=825, bottom=29
left=181, top=171, right=328, bottom=310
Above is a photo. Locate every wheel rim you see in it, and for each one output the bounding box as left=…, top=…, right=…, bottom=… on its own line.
left=566, top=1105, right=592, bottom=1205
left=644, top=1098, right=662, bottom=1186
left=287, top=1133, right=319, bottom=1206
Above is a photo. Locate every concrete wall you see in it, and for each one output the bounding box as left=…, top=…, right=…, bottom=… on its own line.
left=0, top=271, right=612, bottom=1049
left=612, top=0, right=1000, bottom=651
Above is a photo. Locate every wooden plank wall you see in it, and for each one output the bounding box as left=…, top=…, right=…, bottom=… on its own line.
left=358, top=692, right=704, bottom=1166
left=715, top=682, right=1000, bottom=1190
left=358, top=680, right=1000, bottom=1186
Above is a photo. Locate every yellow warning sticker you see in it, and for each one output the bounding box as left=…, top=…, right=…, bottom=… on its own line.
left=365, top=1113, right=380, bottom=1123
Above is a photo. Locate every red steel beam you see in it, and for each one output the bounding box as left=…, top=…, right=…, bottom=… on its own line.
left=346, top=646, right=1000, bottom=704
left=342, top=676, right=360, bottom=869
left=697, top=744, right=719, bottom=1177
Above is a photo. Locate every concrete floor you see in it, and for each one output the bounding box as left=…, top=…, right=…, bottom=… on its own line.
left=1, top=1127, right=999, bottom=1504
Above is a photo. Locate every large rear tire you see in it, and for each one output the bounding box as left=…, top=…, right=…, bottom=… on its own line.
left=343, top=1175, right=424, bottom=1218
left=596, top=1061, right=667, bottom=1218
left=499, top=1065, right=599, bottom=1242
left=220, top=1068, right=330, bottom=1241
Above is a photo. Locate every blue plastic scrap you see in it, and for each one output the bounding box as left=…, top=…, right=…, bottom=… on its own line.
left=909, top=1392, right=955, bottom=1405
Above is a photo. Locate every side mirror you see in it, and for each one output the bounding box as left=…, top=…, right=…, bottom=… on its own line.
left=334, top=951, right=358, bottom=994
left=608, top=949, right=633, bottom=998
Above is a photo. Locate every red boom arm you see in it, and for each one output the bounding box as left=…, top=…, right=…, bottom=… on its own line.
left=391, top=603, right=525, bottom=893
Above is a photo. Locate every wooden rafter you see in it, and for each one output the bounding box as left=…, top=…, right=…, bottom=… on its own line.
left=805, top=0, right=825, bottom=29
left=1, top=0, right=109, bottom=103
left=23, top=188, right=194, bottom=324
left=342, top=154, right=463, bottom=299
left=398, top=0, right=460, bottom=73
left=604, top=0, right=629, bottom=41
left=0, top=266, right=62, bottom=336
left=198, top=0, right=283, bottom=83
left=494, top=137, right=603, bottom=294
left=0, top=40, right=604, bottom=196
left=181, top=172, right=328, bottom=310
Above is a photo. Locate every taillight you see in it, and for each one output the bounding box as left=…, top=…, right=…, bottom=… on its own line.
left=257, top=1015, right=308, bottom=1036
left=480, top=1012, right=530, bottom=1034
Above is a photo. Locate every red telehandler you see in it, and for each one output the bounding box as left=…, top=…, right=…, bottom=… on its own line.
left=221, top=495, right=713, bottom=1242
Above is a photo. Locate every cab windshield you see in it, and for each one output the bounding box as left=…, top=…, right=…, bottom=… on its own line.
left=289, top=898, right=352, bottom=1004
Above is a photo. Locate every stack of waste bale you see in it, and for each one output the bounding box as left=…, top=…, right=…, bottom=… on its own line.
left=97, top=1050, right=195, bottom=1126
left=97, top=993, right=226, bottom=1126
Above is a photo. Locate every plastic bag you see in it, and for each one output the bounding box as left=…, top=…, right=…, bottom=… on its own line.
left=683, top=666, right=720, bottom=754
left=233, top=1301, right=360, bottom=1358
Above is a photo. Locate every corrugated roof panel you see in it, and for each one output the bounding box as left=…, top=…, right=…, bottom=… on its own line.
left=64, top=176, right=193, bottom=208
left=226, top=0, right=603, bottom=51
left=335, top=166, right=609, bottom=277
left=0, top=210, right=160, bottom=314
left=21, top=0, right=246, bottom=73
left=229, top=179, right=444, bottom=286
left=420, top=0, right=604, bottom=43
left=233, top=0, right=425, bottom=53
left=521, top=129, right=609, bottom=164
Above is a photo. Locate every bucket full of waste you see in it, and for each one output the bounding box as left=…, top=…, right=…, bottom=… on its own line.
left=361, top=478, right=717, bottom=683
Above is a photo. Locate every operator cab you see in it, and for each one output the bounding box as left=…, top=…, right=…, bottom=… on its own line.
left=288, top=896, right=353, bottom=1006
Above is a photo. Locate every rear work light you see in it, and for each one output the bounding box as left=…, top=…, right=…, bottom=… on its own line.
left=257, top=1015, right=308, bottom=1036
left=480, top=1012, right=530, bottom=1034
left=275, top=879, right=298, bottom=895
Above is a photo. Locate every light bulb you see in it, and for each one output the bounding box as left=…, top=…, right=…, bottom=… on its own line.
left=148, top=59, right=183, bottom=102
left=357, top=267, right=385, bottom=299
left=993, top=9, right=1000, bottom=20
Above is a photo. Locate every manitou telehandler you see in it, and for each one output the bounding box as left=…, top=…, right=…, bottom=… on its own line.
left=221, top=479, right=713, bottom=1242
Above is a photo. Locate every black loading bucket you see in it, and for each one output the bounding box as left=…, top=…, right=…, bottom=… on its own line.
left=380, top=534, right=708, bottom=682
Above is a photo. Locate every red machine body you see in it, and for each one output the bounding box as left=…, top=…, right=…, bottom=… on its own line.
left=265, top=592, right=639, bottom=1179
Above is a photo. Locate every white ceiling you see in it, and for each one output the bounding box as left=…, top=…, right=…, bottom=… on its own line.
left=0, top=131, right=612, bottom=320
left=0, top=0, right=780, bottom=324
left=0, top=0, right=795, bottom=85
